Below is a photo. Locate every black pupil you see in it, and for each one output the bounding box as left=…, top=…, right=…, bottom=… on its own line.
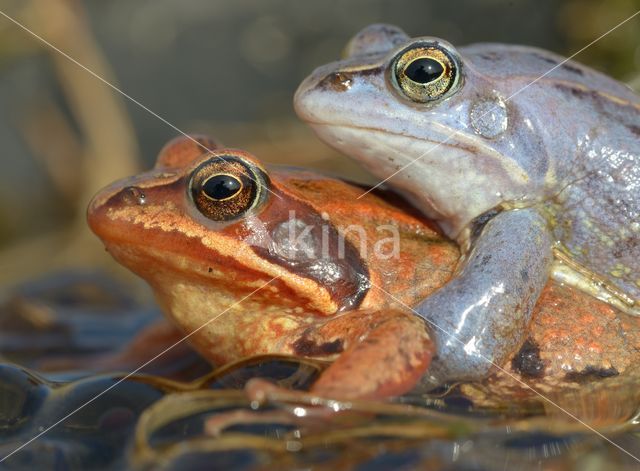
left=202, top=174, right=241, bottom=200
left=404, top=57, right=444, bottom=83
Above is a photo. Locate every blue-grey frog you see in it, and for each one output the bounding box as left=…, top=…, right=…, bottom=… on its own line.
left=294, top=24, right=640, bottom=384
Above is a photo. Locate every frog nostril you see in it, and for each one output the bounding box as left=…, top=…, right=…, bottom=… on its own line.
left=318, top=71, right=353, bottom=92
left=121, top=186, right=146, bottom=206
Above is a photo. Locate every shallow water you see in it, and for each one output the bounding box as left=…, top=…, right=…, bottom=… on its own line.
left=1, top=272, right=639, bottom=470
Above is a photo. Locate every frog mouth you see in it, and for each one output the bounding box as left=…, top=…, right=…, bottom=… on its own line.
left=306, top=121, right=528, bottom=192
left=306, top=121, right=509, bottom=164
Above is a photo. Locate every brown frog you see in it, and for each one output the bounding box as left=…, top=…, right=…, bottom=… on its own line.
left=87, top=135, right=458, bottom=399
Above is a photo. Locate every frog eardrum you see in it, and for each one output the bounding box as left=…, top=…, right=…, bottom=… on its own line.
left=189, top=154, right=268, bottom=221
left=392, top=43, right=460, bottom=103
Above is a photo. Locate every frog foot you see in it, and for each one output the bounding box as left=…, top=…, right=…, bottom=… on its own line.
left=222, top=308, right=435, bottom=414
left=203, top=398, right=303, bottom=437
left=204, top=379, right=358, bottom=436
left=235, top=309, right=435, bottom=406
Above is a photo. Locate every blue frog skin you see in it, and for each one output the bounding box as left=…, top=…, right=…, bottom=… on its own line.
left=294, top=24, right=640, bottom=383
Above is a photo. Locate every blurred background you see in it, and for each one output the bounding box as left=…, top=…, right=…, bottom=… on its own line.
left=0, top=0, right=638, bottom=285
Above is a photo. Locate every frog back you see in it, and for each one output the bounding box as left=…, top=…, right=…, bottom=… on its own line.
left=462, top=43, right=640, bottom=304
left=549, top=95, right=640, bottom=304
left=460, top=43, right=640, bottom=104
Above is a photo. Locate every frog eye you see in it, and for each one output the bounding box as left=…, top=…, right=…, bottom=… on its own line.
left=392, top=43, right=460, bottom=103
left=189, top=155, right=268, bottom=221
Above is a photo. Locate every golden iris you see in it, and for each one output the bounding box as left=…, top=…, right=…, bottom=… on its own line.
left=190, top=155, right=267, bottom=221
left=393, top=44, right=459, bottom=103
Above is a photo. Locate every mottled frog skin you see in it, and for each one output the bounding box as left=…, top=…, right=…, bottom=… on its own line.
left=294, top=24, right=640, bottom=383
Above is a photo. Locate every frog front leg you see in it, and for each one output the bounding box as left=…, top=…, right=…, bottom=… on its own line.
left=415, top=208, right=553, bottom=384
left=292, top=309, right=434, bottom=400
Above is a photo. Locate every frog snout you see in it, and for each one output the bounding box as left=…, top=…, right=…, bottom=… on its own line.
left=86, top=184, right=146, bottom=240
left=294, top=65, right=353, bottom=124
left=113, top=186, right=147, bottom=207
left=89, top=184, right=146, bottom=214
left=293, top=73, right=321, bottom=123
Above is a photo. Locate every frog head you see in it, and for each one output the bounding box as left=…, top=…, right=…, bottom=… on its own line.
left=295, top=24, right=550, bottom=240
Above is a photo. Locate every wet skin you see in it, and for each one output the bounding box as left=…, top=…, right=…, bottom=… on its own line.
left=294, top=24, right=640, bottom=383
left=87, top=135, right=460, bottom=400
left=88, top=135, right=639, bottom=398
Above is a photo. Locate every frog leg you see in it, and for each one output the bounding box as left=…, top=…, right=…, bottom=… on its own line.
left=245, top=309, right=433, bottom=401
left=296, top=309, right=434, bottom=400
left=415, top=208, right=553, bottom=384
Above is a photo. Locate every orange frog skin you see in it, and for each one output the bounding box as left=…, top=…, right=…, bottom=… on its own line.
left=87, top=135, right=459, bottom=400
left=88, top=135, right=640, bottom=401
